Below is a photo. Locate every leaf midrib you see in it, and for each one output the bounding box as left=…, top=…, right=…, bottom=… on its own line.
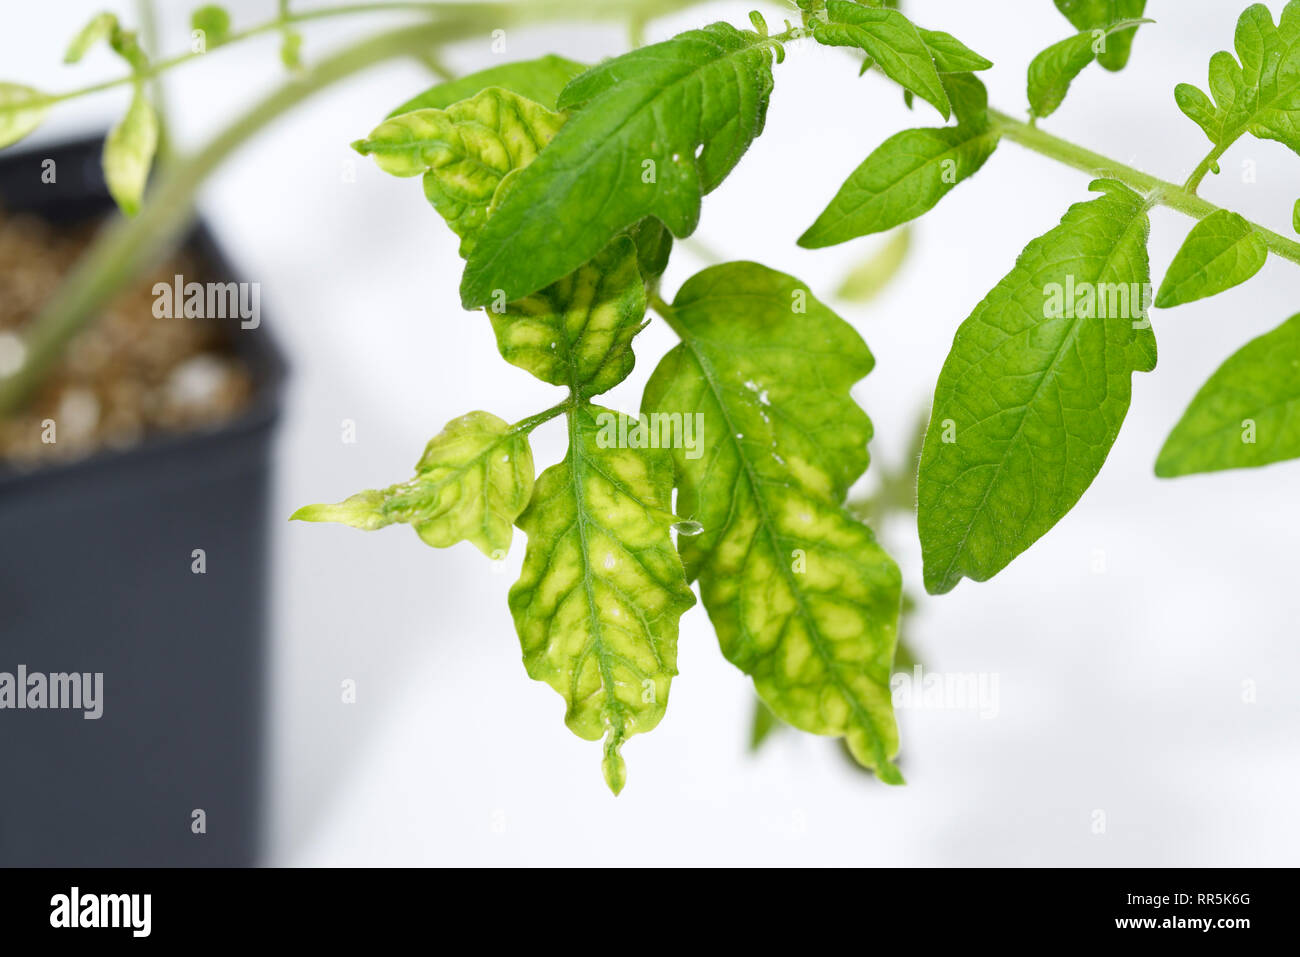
left=466, top=30, right=770, bottom=300
left=934, top=195, right=1149, bottom=589
left=675, top=329, right=893, bottom=769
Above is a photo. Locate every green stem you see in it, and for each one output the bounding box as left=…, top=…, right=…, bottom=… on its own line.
left=136, top=0, right=174, bottom=167
left=0, top=0, right=709, bottom=414
left=649, top=292, right=688, bottom=339
left=1183, top=142, right=1228, bottom=193
left=989, top=109, right=1300, bottom=267
left=509, top=400, right=570, bottom=435
left=4, top=0, right=705, bottom=116
left=0, top=22, right=470, bottom=414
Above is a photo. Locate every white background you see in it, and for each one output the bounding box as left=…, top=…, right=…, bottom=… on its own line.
left=8, top=0, right=1299, bottom=866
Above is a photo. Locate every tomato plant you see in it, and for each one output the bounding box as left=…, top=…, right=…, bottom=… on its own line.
left=6, top=0, right=1299, bottom=793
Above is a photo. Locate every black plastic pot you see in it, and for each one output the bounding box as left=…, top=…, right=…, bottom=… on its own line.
left=0, top=137, right=285, bottom=866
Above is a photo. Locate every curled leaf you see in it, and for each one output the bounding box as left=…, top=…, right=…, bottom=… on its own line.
left=65, top=12, right=119, bottom=64
left=103, top=90, right=159, bottom=216
left=292, top=410, right=535, bottom=557
left=355, top=88, right=565, bottom=254
left=0, top=83, right=49, bottom=149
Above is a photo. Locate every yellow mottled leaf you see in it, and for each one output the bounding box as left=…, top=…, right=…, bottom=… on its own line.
left=509, top=405, right=695, bottom=793
left=643, top=262, right=903, bottom=782
left=292, top=410, right=534, bottom=557
left=353, top=87, right=565, bottom=256
left=0, top=83, right=49, bottom=149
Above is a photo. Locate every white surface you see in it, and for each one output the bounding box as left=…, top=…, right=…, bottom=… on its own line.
left=8, top=0, right=1300, bottom=866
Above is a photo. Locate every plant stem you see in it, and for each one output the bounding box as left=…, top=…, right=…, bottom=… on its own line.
left=0, top=0, right=708, bottom=414
left=649, top=292, right=688, bottom=340
left=1183, top=143, right=1228, bottom=193
left=0, top=22, right=466, bottom=414
left=509, top=400, right=570, bottom=435
left=3, top=0, right=705, bottom=116
left=136, top=0, right=174, bottom=167
left=989, top=109, right=1300, bottom=267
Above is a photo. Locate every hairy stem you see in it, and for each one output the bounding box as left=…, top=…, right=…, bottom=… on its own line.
left=509, top=400, right=570, bottom=436
left=990, top=110, right=1300, bottom=267
left=1183, top=143, right=1229, bottom=193
left=648, top=292, right=688, bottom=340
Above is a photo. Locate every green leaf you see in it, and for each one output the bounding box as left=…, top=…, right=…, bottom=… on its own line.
left=65, top=12, right=119, bottom=64
left=386, top=55, right=587, bottom=117
left=1175, top=2, right=1300, bottom=157
left=459, top=21, right=777, bottom=308
left=917, top=28, right=993, bottom=73
left=835, top=226, right=912, bottom=302
left=918, top=180, right=1155, bottom=594
left=491, top=235, right=648, bottom=397
left=1155, top=209, right=1268, bottom=308
left=280, top=29, right=303, bottom=70
left=291, top=410, right=535, bottom=557
left=355, top=88, right=566, bottom=255
left=642, top=262, right=904, bottom=782
left=1157, top=313, right=1300, bottom=476
left=800, top=74, right=998, bottom=247
left=812, top=0, right=951, bottom=119
left=191, top=5, right=232, bottom=47
left=748, top=698, right=780, bottom=752
left=628, top=216, right=674, bottom=288
left=1053, top=0, right=1148, bottom=70
left=0, top=83, right=48, bottom=149
left=357, top=88, right=652, bottom=396
left=509, top=404, right=695, bottom=794
left=1294, top=198, right=1300, bottom=233
left=108, top=27, right=149, bottom=73
left=103, top=90, right=159, bottom=217
left=1027, top=18, right=1152, bottom=119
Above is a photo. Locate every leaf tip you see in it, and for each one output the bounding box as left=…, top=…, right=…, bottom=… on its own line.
left=289, top=503, right=329, bottom=523
left=795, top=226, right=821, bottom=249
left=290, top=492, right=385, bottom=529
left=601, top=736, right=627, bottom=795
left=1153, top=447, right=1186, bottom=480
left=877, top=761, right=906, bottom=786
